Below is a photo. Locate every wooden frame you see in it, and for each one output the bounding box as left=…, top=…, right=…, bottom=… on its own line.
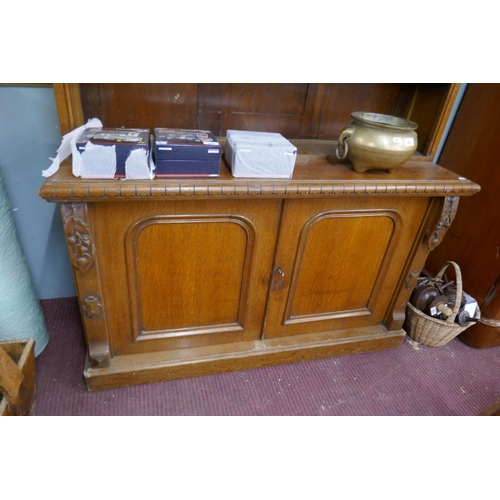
left=0, top=339, right=36, bottom=416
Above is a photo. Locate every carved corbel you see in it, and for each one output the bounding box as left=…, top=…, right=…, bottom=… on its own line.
left=61, top=203, right=95, bottom=271
left=427, top=196, right=459, bottom=250
left=61, top=202, right=111, bottom=369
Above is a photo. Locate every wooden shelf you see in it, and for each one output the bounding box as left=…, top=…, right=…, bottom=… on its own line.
left=40, top=142, right=480, bottom=203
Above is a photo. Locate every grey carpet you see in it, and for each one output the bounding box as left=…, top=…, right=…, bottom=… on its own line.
left=31, top=297, right=500, bottom=416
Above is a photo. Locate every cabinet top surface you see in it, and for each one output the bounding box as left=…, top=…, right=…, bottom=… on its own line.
left=39, top=140, right=480, bottom=202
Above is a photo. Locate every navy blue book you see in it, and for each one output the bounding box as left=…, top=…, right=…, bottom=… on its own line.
left=154, top=128, right=221, bottom=177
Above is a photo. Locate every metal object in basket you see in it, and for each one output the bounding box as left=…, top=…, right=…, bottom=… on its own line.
left=404, top=261, right=480, bottom=347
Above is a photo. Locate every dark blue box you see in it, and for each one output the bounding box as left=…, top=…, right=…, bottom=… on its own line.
left=154, top=128, right=221, bottom=177
left=155, top=159, right=220, bottom=177
left=76, top=127, right=150, bottom=178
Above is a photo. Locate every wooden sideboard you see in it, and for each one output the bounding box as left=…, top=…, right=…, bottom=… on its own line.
left=39, top=140, right=480, bottom=390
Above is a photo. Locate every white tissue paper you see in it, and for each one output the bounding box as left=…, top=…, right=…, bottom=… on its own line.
left=78, top=142, right=117, bottom=179
left=42, top=119, right=155, bottom=180
left=226, top=130, right=297, bottom=178
left=125, top=148, right=153, bottom=180
left=42, top=117, right=103, bottom=178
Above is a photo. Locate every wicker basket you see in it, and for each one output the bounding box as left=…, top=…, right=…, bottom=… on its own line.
left=404, top=261, right=480, bottom=347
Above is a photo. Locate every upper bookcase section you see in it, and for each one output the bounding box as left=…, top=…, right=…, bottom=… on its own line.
left=53, top=83, right=461, bottom=162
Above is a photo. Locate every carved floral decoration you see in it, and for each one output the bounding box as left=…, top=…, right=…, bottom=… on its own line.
left=62, top=203, right=94, bottom=271
left=428, top=196, right=459, bottom=250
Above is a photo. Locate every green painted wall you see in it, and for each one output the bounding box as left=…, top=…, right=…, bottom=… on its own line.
left=0, top=85, right=76, bottom=299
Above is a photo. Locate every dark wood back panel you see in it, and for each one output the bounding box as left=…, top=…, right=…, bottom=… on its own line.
left=80, top=83, right=199, bottom=131
left=78, top=83, right=454, bottom=156
left=307, top=83, right=403, bottom=139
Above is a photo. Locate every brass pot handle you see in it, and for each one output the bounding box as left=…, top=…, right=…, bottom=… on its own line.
left=336, top=126, right=355, bottom=160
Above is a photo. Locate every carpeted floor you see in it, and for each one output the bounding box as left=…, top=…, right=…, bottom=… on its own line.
left=31, top=297, right=500, bottom=416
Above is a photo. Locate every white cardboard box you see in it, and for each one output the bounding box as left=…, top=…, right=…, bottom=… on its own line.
left=226, top=130, right=297, bottom=178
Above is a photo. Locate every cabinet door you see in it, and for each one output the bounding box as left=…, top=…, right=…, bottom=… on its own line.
left=263, top=196, right=430, bottom=339
left=90, top=198, right=281, bottom=355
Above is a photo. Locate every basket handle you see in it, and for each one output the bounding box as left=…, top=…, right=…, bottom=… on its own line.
left=434, top=261, right=463, bottom=325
